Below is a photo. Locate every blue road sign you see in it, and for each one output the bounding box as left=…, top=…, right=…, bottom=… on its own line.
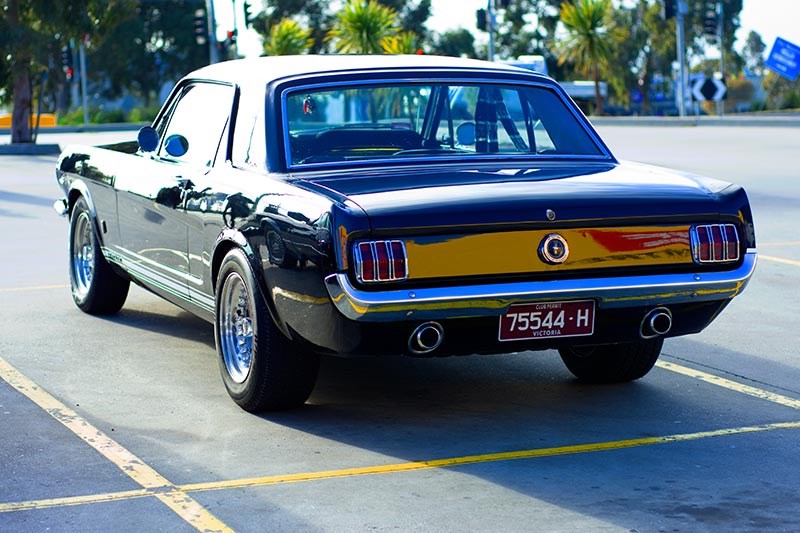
left=765, top=37, right=800, bottom=81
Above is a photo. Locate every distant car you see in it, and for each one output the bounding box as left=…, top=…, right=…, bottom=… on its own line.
left=55, top=55, right=757, bottom=411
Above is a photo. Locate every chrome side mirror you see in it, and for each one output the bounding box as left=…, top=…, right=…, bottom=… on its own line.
left=456, top=121, right=476, bottom=146
left=137, top=126, right=159, bottom=152
left=164, top=134, right=189, bottom=157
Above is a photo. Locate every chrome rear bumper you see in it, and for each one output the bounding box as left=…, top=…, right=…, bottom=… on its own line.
left=325, top=250, right=757, bottom=322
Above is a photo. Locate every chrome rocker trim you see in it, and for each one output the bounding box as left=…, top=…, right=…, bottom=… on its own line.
left=325, top=250, right=757, bottom=322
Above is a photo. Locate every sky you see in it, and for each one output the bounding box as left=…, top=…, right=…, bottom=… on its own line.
left=214, top=0, right=800, bottom=59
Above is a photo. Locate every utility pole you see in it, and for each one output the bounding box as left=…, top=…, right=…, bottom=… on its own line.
left=79, top=40, right=89, bottom=127
left=676, top=1, right=688, bottom=117
left=487, top=0, right=496, bottom=62
left=231, top=0, right=239, bottom=58
left=206, top=0, right=220, bottom=64
left=717, top=1, right=724, bottom=116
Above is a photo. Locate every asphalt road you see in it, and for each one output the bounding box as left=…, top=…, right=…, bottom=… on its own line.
left=1, top=126, right=799, bottom=532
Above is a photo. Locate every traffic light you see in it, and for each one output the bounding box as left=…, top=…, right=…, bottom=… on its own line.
left=476, top=8, right=487, bottom=32
left=60, top=45, right=74, bottom=80
left=243, top=2, right=253, bottom=28
left=193, top=8, right=208, bottom=45
left=703, top=9, right=718, bottom=36
left=662, top=0, right=675, bottom=19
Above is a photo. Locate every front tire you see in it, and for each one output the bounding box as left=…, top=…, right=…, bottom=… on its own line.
left=215, top=248, right=319, bottom=411
left=559, top=339, right=663, bottom=383
left=69, top=197, right=129, bottom=314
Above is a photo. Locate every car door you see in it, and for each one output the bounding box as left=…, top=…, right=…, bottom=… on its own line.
left=114, top=81, right=234, bottom=303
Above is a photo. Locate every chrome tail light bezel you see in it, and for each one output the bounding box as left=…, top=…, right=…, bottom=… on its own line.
left=691, top=224, right=740, bottom=264
left=353, top=240, right=409, bottom=283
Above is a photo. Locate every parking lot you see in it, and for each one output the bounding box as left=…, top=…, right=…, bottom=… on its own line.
left=1, top=125, right=799, bottom=532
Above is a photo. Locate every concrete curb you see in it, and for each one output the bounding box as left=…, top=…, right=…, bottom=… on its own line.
left=0, top=122, right=147, bottom=136
left=0, top=143, right=61, bottom=156
left=590, top=116, right=800, bottom=127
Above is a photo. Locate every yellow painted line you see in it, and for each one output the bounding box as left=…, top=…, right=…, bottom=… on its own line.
left=657, top=361, right=800, bottom=410
left=3, top=420, right=798, bottom=515
left=3, top=356, right=798, bottom=519
left=0, top=357, right=233, bottom=532
left=759, top=254, right=800, bottom=268
left=178, top=421, right=800, bottom=494
left=758, top=241, right=800, bottom=247
left=0, top=284, right=68, bottom=293
left=0, top=489, right=151, bottom=513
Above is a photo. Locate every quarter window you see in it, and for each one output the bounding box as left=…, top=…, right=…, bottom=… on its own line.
left=158, top=82, right=233, bottom=168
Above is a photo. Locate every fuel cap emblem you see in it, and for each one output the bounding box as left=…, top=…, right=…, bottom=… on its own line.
left=539, top=234, right=569, bottom=264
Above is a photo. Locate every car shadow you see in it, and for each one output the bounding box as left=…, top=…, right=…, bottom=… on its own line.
left=85, top=294, right=800, bottom=530
left=100, top=306, right=216, bottom=349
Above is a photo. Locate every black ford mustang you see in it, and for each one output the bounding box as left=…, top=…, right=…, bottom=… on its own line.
left=55, top=55, right=756, bottom=411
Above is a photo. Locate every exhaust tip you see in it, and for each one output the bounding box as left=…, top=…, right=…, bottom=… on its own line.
left=641, top=307, right=673, bottom=339
left=408, top=322, right=444, bottom=355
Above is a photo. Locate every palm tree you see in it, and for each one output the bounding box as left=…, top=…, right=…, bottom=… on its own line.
left=263, top=19, right=314, bottom=56
left=557, top=0, right=613, bottom=115
left=326, top=0, right=399, bottom=54
left=381, top=31, right=418, bottom=55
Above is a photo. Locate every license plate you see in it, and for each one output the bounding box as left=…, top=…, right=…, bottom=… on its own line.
left=498, top=300, right=595, bottom=341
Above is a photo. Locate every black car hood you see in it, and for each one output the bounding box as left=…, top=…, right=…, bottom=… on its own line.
left=296, top=161, right=737, bottom=231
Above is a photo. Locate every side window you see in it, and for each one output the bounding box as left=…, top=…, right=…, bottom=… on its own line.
left=232, top=108, right=266, bottom=170
left=158, top=82, right=233, bottom=168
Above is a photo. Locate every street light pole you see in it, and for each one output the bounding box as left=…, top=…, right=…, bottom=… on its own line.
left=676, top=1, right=687, bottom=117
left=717, top=1, right=724, bottom=116
left=487, top=0, right=495, bottom=62
left=206, top=0, right=220, bottom=64
left=231, top=0, right=239, bottom=58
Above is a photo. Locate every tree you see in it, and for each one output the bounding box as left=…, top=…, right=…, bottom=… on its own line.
left=88, top=1, right=209, bottom=107
left=263, top=18, right=314, bottom=55
left=489, top=1, right=565, bottom=76
left=252, top=0, right=330, bottom=53
left=601, top=1, right=675, bottom=113
left=430, top=29, right=477, bottom=59
left=684, top=0, right=743, bottom=75
left=0, top=0, right=134, bottom=143
left=763, top=71, right=800, bottom=110
left=557, top=0, right=613, bottom=115
left=381, top=31, right=418, bottom=54
left=742, top=30, right=766, bottom=73
left=377, top=0, right=431, bottom=41
left=326, top=0, right=400, bottom=54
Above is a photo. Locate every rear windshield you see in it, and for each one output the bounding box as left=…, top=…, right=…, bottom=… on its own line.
left=283, top=82, right=604, bottom=167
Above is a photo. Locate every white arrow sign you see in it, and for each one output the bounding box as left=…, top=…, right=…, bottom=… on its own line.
left=692, top=78, right=727, bottom=102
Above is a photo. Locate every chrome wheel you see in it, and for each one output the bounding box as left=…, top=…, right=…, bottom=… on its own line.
left=71, top=211, right=95, bottom=299
left=219, top=272, right=254, bottom=383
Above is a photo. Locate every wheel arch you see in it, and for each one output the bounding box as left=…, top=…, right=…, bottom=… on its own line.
left=66, top=183, right=107, bottom=249
left=212, top=228, right=293, bottom=339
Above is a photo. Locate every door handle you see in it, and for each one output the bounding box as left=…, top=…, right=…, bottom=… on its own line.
left=173, top=177, right=196, bottom=205
left=175, top=177, right=195, bottom=190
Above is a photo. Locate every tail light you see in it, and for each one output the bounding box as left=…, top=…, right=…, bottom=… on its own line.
left=691, top=224, right=740, bottom=263
left=354, top=240, right=408, bottom=283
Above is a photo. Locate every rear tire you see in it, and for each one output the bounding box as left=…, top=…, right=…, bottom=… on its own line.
left=215, top=248, right=319, bottom=411
left=69, top=197, right=129, bottom=314
left=558, top=339, right=663, bottom=383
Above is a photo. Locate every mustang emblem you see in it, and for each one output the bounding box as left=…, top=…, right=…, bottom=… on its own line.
left=539, top=234, right=569, bottom=264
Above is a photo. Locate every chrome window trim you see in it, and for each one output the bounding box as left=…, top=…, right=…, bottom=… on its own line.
left=279, top=76, right=613, bottom=171
left=325, top=250, right=757, bottom=322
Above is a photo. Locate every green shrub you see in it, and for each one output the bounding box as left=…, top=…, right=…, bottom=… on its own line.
left=781, top=90, right=800, bottom=110
left=127, top=105, right=160, bottom=123
left=90, top=107, right=126, bottom=124
left=58, top=105, right=161, bottom=125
